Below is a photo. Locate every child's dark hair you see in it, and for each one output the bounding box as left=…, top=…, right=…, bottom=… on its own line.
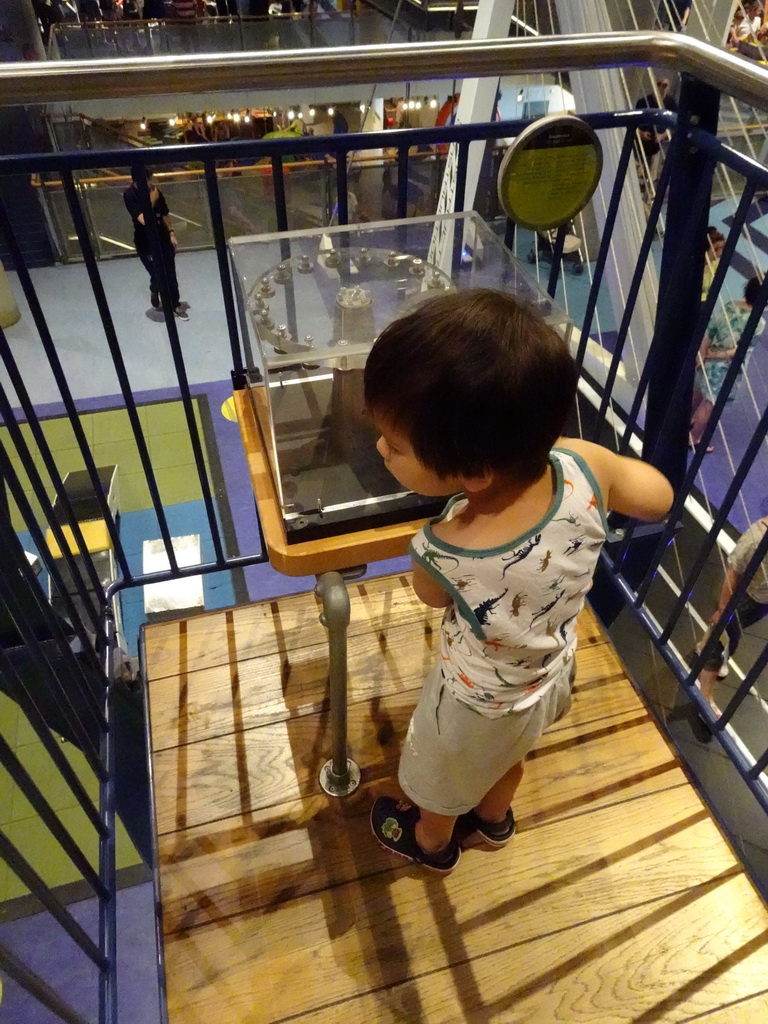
left=364, top=288, right=577, bottom=484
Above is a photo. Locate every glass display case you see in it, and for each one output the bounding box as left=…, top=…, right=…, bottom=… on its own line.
left=230, top=212, right=573, bottom=543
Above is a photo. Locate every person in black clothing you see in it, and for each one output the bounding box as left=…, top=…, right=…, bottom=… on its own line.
left=123, top=166, right=189, bottom=321
left=657, top=0, right=691, bottom=32
left=635, top=77, right=678, bottom=179
left=79, top=0, right=103, bottom=19
left=32, top=0, right=62, bottom=45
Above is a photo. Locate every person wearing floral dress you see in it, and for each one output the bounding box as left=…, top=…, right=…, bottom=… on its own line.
left=690, top=276, right=764, bottom=452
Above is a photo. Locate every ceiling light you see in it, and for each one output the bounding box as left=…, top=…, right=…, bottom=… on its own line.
left=327, top=106, right=335, bottom=116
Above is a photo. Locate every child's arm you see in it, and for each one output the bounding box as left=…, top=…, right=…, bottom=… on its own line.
left=557, top=438, right=674, bottom=521
left=411, top=560, right=452, bottom=608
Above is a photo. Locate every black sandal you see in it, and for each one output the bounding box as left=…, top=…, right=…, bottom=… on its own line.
left=370, top=797, right=461, bottom=873
left=458, top=808, right=516, bottom=848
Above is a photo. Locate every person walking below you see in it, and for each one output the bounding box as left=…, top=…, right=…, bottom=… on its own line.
left=123, top=165, right=189, bottom=321
left=690, top=276, right=763, bottom=451
left=696, top=515, right=768, bottom=714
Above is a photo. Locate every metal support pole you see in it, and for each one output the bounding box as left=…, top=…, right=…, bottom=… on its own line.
left=643, top=74, right=720, bottom=489
left=315, top=571, right=361, bottom=797
left=590, top=75, right=720, bottom=629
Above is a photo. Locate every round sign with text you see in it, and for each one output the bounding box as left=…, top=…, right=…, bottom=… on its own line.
left=497, top=114, right=603, bottom=230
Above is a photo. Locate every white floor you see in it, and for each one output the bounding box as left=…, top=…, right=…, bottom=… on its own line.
left=2, top=250, right=236, bottom=407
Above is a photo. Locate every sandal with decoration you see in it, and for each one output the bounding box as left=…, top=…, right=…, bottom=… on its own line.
left=370, top=797, right=461, bottom=874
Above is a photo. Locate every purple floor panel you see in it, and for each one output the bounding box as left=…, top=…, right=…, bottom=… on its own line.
left=0, top=881, right=161, bottom=1024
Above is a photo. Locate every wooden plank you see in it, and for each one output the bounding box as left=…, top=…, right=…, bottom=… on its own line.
left=152, top=676, right=676, bottom=836
left=144, top=573, right=607, bottom=683
left=162, top=789, right=764, bottom=1023
left=147, top=616, right=439, bottom=752
left=147, top=617, right=622, bottom=755
left=264, top=876, right=768, bottom=1024
left=158, top=770, right=692, bottom=934
left=148, top=580, right=767, bottom=1024
left=144, top=574, right=438, bottom=681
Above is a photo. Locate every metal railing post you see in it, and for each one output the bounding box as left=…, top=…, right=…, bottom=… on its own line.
left=315, top=571, right=361, bottom=798
left=643, top=74, right=720, bottom=490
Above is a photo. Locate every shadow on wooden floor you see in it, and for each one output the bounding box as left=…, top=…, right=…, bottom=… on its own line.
left=144, top=574, right=768, bottom=1023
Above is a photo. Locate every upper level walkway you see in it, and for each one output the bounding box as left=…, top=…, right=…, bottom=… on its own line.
left=47, top=7, right=436, bottom=61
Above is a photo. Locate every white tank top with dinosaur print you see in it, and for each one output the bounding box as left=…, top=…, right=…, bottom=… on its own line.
left=410, top=447, right=608, bottom=717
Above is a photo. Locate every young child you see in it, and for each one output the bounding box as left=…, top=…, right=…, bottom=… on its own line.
left=363, top=288, right=673, bottom=873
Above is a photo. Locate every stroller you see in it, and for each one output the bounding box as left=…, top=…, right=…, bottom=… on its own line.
left=527, top=221, right=585, bottom=275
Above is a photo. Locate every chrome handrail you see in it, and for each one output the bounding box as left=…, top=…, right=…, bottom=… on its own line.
left=3, top=31, right=768, bottom=110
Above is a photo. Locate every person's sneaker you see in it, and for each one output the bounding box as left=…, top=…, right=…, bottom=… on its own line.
left=150, top=290, right=160, bottom=309
left=458, top=808, right=516, bottom=848
left=174, top=306, right=190, bottom=322
left=370, top=796, right=460, bottom=874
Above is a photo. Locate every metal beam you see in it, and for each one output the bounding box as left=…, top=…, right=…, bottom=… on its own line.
left=2, top=33, right=768, bottom=111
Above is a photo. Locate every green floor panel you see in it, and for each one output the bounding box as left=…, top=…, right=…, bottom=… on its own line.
left=118, top=472, right=153, bottom=511
left=14, top=708, right=41, bottom=750
left=7, top=398, right=207, bottom=527
left=149, top=430, right=195, bottom=470
left=156, top=467, right=203, bottom=507
left=0, top=769, right=14, bottom=828
left=0, top=692, right=20, bottom=751
left=1, top=394, right=212, bottom=906
left=142, top=401, right=190, bottom=435
left=40, top=418, right=80, bottom=452
left=91, top=439, right=143, bottom=477
left=9, top=742, right=99, bottom=823
left=90, top=408, right=135, bottom=444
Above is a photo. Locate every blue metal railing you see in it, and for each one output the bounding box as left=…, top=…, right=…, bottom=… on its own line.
left=2, top=30, right=768, bottom=1022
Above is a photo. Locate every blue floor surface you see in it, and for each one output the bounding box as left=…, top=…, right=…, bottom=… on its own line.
left=0, top=881, right=161, bottom=1024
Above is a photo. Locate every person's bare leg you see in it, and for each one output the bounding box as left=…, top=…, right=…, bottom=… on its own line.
left=690, top=398, right=714, bottom=445
left=697, top=667, right=718, bottom=704
left=415, top=810, right=457, bottom=854
left=476, top=760, right=525, bottom=823
left=690, top=387, right=704, bottom=419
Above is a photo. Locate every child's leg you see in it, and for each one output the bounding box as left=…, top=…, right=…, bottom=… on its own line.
left=415, top=810, right=458, bottom=854
left=476, top=759, right=524, bottom=823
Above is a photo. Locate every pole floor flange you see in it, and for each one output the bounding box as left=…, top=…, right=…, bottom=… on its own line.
left=319, top=758, right=361, bottom=798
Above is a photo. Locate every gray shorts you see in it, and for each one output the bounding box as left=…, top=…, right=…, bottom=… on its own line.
left=398, top=660, right=574, bottom=817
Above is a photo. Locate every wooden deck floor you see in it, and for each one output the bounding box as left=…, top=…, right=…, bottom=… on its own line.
left=145, top=573, right=768, bottom=1024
